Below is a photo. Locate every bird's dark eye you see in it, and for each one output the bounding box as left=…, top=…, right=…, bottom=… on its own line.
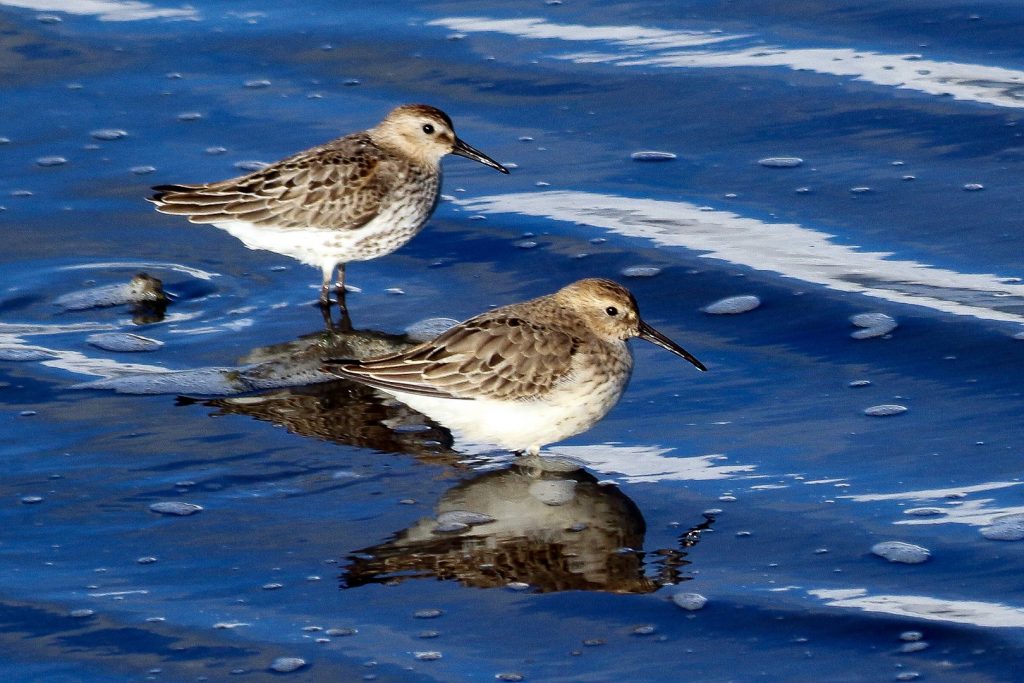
left=422, top=123, right=435, bottom=135
left=605, top=306, right=618, bottom=316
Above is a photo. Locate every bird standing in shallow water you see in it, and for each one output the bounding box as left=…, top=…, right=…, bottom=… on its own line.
left=149, top=104, right=508, bottom=309
left=323, top=279, right=707, bottom=456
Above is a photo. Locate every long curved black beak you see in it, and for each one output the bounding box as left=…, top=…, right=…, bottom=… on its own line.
left=451, top=137, right=509, bottom=174
left=638, top=320, right=707, bottom=372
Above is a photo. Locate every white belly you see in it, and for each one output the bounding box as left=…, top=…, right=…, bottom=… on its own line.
left=383, top=360, right=632, bottom=455
left=210, top=189, right=436, bottom=271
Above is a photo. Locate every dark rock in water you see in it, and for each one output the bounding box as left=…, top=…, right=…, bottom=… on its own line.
left=56, top=272, right=168, bottom=311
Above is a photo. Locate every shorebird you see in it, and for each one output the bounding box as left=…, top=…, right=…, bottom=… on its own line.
left=323, top=278, right=706, bottom=455
left=149, top=104, right=508, bottom=307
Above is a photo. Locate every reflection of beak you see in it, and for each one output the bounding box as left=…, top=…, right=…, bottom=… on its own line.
left=638, top=321, right=707, bottom=372
left=451, top=137, right=510, bottom=174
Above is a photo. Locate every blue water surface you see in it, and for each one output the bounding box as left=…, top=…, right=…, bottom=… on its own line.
left=2, top=1, right=1024, bottom=681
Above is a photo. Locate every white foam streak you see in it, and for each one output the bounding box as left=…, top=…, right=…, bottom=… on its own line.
left=428, top=16, right=742, bottom=50
left=456, top=191, right=1024, bottom=324
left=841, top=481, right=1021, bottom=502
left=895, top=498, right=1024, bottom=528
left=0, top=322, right=167, bottom=377
left=550, top=444, right=755, bottom=483
left=0, top=0, right=197, bottom=21
left=433, top=16, right=1024, bottom=109
left=810, top=588, right=1024, bottom=628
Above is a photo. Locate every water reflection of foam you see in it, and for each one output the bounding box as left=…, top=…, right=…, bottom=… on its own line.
left=456, top=191, right=1024, bottom=324
left=431, top=16, right=1024, bottom=109
left=0, top=0, right=197, bottom=21
left=809, top=588, right=1024, bottom=628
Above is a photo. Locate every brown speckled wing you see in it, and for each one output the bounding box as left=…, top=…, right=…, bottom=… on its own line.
left=150, top=132, right=393, bottom=231
left=330, top=316, right=580, bottom=401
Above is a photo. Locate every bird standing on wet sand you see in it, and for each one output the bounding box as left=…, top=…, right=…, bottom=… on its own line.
left=149, top=104, right=508, bottom=307
left=323, top=279, right=707, bottom=456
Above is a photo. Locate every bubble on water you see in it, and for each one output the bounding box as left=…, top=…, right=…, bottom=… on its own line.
left=269, top=657, right=306, bottom=673
left=758, top=157, right=803, bottom=168
left=206, top=146, right=227, bottom=155
left=437, top=510, right=496, bottom=526
left=514, top=239, right=538, bottom=249
left=418, top=630, right=440, bottom=639
left=385, top=287, right=405, bottom=295
left=434, top=521, right=469, bottom=533
left=795, top=187, right=812, bottom=194
left=864, top=404, right=907, bottom=417
left=850, top=186, right=872, bottom=193
left=850, top=312, right=897, bottom=339
left=899, top=631, right=924, bottom=642
left=980, top=513, right=1024, bottom=541
left=36, top=156, right=67, bottom=167
left=405, top=317, right=458, bottom=342
left=495, top=674, right=525, bottom=682
left=137, top=556, right=158, bottom=564
left=234, top=160, right=269, bottom=172
left=262, top=583, right=283, bottom=590
left=90, top=129, right=127, bottom=141
left=871, top=540, right=930, bottom=563
left=529, top=479, right=577, bottom=506
left=177, top=112, right=202, bottom=122
left=583, top=638, right=604, bottom=647
left=702, top=295, right=760, bottom=315
left=130, top=165, right=156, bottom=175
left=848, top=380, right=872, bottom=388
left=899, top=641, right=929, bottom=653
left=904, top=507, right=944, bottom=517
left=244, top=79, right=271, bottom=89
left=631, top=151, right=677, bottom=162
left=621, top=265, right=662, bottom=278
left=902, top=175, right=916, bottom=181
left=19, top=410, right=36, bottom=417
left=327, top=627, right=357, bottom=637
left=37, top=14, right=61, bottom=23
left=11, top=190, right=33, bottom=197
left=414, top=608, right=443, bottom=619
left=87, top=333, right=163, bottom=353
left=0, top=347, right=58, bottom=361
left=344, top=79, right=361, bottom=86
left=631, top=625, right=657, bottom=636
left=414, top=651, right=441, bottom=661
left=70, top=609, right=95, bottom=618
left=672, top=592, right=707, bottom=611
left=149, top=501, right=203, bottom=516
left=21, top=495, right=44, bottom=504
left=506, top=582, right=530, bottom=592
left=895, top=673, right=921, bottom=681
left=963, top=183, right=984, bottom=191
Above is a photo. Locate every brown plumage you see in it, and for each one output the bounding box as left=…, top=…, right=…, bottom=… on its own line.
left=150, top=104, right=508, bottom=305
left=324, top=279, right=706, bottom=455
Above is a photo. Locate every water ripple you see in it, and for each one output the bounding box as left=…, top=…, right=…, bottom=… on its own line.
left=456, top=190, right=1024, bottom=324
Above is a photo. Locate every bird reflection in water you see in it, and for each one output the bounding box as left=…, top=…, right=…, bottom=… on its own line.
left=197, top=314, right=463, bottom=464
left=340, top=460, right=714, bottom=594
left=190, top=313, right=712, bottom=594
